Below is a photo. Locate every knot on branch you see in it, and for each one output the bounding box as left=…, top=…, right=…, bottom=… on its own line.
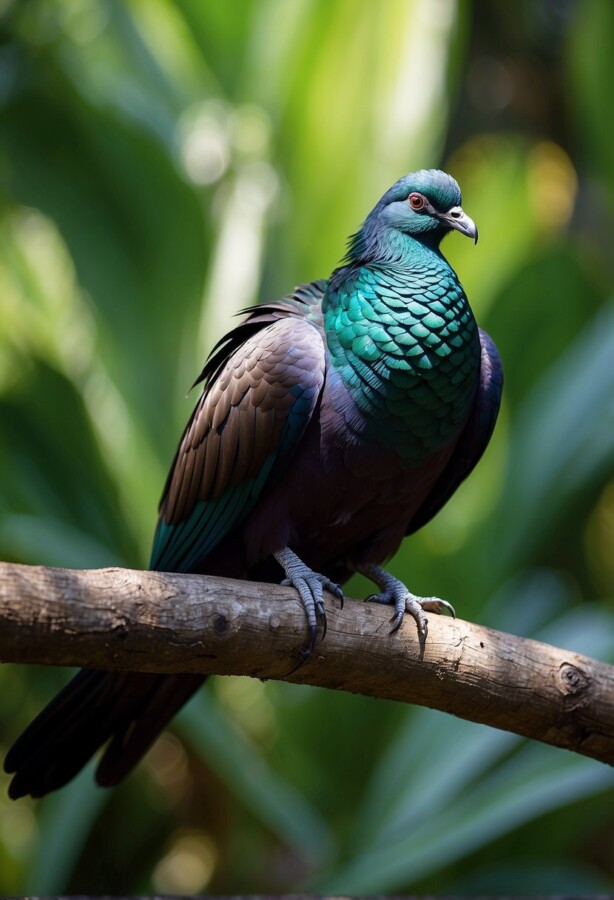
left=558, top=662, right=591, bottom=709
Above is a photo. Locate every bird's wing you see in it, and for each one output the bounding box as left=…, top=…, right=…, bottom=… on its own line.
left=151, top=310, right=326, bottom=572
left=406, top=328, right=503, bottom=535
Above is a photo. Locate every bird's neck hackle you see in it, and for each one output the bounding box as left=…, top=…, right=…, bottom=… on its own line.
left=346, top=207, right=446, bottom=267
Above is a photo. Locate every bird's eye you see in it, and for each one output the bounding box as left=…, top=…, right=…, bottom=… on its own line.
left=408, top=193, right=425, bottom=210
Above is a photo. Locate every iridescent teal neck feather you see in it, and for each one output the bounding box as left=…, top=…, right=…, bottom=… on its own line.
left=324, top=170, right=480, bottom=465
left=347, top=169, right=463, bottom=261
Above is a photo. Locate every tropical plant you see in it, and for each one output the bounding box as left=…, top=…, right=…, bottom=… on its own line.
left=0, top=0, right=613, bottom=893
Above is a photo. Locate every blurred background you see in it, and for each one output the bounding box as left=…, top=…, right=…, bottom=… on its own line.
left=1, top=0, right=613, bottom=893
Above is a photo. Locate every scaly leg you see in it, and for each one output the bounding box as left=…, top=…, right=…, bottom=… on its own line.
left=274, top=547, right=344, bottom=653
left=358, top=563, right=455, bottom=647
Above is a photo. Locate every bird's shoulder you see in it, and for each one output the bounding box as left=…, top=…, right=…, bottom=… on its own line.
left=192, top=279, right=327, bottom=393
left=155, top=282, right=328, bottom=537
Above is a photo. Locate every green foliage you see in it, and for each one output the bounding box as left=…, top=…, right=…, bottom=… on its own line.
left=0, top=0, right=613, bottom=893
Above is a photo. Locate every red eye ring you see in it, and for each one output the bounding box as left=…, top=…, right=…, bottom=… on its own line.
left=408, top=192, right=425, bottom=210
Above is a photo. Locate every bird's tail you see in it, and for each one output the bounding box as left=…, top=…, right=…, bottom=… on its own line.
left=4, top=669, right=204, bottom=799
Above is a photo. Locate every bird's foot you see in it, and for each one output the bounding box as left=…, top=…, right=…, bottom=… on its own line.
left=274, top=547, right=343, bottom=655
left=359, top=563, right=454, bottom=649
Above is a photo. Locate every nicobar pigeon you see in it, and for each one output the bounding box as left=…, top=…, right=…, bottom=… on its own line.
left=5, top=169, right=502, bottom=799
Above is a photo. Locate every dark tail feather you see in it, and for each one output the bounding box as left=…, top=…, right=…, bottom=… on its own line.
left=4, top=669, right=204, bottom=799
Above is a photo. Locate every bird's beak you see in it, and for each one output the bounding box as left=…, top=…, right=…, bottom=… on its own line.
left=440, top=206, right=478, bottom=244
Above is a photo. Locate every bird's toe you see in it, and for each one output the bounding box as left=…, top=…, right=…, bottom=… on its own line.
left=274, top=547, right=340, bottom=658
left=418, top=596, right=456, bottom=618
left=358, top=564, right=454, bottom=647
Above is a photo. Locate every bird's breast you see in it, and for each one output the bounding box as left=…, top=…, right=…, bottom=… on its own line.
left=323, top=265, right=481, bottom=466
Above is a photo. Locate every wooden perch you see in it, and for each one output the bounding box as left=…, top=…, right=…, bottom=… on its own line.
left=1, top=561, right=613, bottom=766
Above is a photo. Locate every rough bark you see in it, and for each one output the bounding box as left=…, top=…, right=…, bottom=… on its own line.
left=1, top=561, right=613, bottom=766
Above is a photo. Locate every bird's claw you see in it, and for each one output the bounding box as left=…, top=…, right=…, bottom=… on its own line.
left=331, top=582, right=344, bottom=608
left=275, top=548, right=343, bottom=663
left=362, top=565, right=454, bottom=649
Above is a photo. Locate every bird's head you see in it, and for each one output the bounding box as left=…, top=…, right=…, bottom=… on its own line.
left=348, top=169, right=477, bottom=262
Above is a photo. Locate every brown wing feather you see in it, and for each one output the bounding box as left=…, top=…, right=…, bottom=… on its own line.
left=161, top=316, right=325, bottom=526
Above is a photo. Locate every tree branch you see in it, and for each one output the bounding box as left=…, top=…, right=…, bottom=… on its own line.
left=1, top=561, right=613, bottom=766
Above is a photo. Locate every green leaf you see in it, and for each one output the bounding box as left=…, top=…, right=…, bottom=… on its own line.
left=25, top=763, right=108, bottom=894
left=314, top=744, right=614, bottom=894
left=176, top=688, right=335, bottom=867
left=497, top=301, right=614, bottom=573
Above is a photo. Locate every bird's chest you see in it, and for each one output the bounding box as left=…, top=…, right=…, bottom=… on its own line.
left=323, top=275, right=481, bottom=466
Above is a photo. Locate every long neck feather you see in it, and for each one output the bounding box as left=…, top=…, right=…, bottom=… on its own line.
left=346, top=210, right=444, bottom=266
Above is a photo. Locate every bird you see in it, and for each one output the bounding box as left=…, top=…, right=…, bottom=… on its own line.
left=4, top=169, right=502, bottom=799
